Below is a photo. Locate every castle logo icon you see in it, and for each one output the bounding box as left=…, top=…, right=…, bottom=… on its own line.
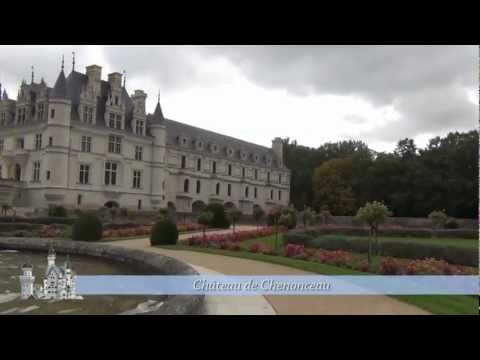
left=19, top=244, right=83, bottom=301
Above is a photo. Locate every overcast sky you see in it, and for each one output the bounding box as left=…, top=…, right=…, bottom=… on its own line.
left=0, top=45, right=477, bottom=152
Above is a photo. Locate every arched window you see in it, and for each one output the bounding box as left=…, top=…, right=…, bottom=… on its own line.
left=216, top=183, right=220, bottom=195
left=184, top=179, right=189, bottom=193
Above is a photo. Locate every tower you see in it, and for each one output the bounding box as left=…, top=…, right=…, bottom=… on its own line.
left=47, top=244, right=56, bottom=268
left=19, top=263, right=35, bottom=299
left=149, top=92, right=167, bottom=209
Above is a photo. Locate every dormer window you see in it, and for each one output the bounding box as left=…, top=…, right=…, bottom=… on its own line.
left=254, top=154, right=260, bottom=163
left=211, top=143, right=219, bottom=153
left=227, top=147, right=234, bottom=157
left=240, top=151, right=248, bottom=161
left=114, top=96, right=119, bottom=106
left=195, top=139, right=204, bottom=150
left=135, top=120, right=144, bottom=136
left=178, top=135, right=189, bottom=147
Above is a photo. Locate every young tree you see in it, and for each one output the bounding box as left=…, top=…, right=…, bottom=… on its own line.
left=299, top=207, right=314, bottom=227
left=268, top=205, right=283, bottom=250
left=252, top=206, right=266, bottom=229
left=226, top=208, right=242, bottom=233
left=428, top=210, right=448, bottom=236
left=197, top=211, right=214, bottom=240
left=356, top=201, right=392, bottom=269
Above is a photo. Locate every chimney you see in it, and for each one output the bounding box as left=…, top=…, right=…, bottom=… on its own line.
left=108, top=72, right=123, bottom=88
left=86, top=65, right=102, bottom=83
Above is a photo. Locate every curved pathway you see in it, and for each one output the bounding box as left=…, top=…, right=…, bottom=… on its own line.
left=105, top=226, right=430, bottom=315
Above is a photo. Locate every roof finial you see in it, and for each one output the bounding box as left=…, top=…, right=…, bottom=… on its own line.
left=31, top=66, right=34, bottom=84
left=61, top=55, right=64, bottom=72
left=72, top=51, right=75, bottom=72
left=123, top=70, right=126, bottom=88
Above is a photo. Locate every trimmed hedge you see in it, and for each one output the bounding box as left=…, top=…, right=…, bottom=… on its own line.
left=72, top=215, right=103, bottom=241
left=288, top=226, right=477, bottom=239
left=150, top=219, right=179, bottom=245
left=0, top=216, right=77, bottom=225
left=284, top=232, right=478, bottom=267
left=48, top=205, right=67, bottom=218
left=0, top=223, right=43, bottom=232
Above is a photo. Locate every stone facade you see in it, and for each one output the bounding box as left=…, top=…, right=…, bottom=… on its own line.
left=0, top=61, right=290, bottom=214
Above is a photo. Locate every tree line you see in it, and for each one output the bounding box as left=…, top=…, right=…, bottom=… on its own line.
left=283, top=130, right=478, bottom=219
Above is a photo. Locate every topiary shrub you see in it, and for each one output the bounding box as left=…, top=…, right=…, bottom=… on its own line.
left=204, top=203, right=230, bottom=229
left=150, top=219, right=179, bottom=245
left=48, top=205, right=67, bottom=218
left=72, top=214, right=103, bottom=241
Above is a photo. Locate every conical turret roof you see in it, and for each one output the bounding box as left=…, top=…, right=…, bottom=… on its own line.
left=52, top=70, right=68, bottom=99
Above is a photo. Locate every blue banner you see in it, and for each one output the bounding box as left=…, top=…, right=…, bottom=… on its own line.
left=75, top=275, right=479, bottom=296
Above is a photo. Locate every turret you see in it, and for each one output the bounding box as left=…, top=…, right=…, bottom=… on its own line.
left=47, top=243, right=56, bottom=267
left=20, top=263, right=35, bottom=300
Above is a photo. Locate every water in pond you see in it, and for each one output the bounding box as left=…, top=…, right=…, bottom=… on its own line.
left=0, top=250, right=166, bottom=315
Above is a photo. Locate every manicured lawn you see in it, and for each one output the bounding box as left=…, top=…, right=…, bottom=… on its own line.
left=159, top=234, right=478, bottom=315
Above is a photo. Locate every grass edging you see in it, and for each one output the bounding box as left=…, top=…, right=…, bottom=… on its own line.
left=157, top=244, right=478, bottom=315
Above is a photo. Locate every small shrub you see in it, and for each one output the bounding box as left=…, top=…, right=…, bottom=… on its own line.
left=150, top=219, right=179, bottom=245
left=379, top=257, right=403, bottom=275
left=428, top=210, right=448, bottom=229
left=444, top=217, right=459, bottom=229
left=204, top=203, right=230, bottom=229
left=72, top=214, right=103, bottom=241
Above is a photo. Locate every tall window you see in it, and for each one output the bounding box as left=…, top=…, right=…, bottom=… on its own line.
left=105, top=162, right=118, bottom=185
left=79, top=164, right=90, bottom=184
left=50, top=109, right=55, bottom=119
left=279, top=174, right=282, bottom=184
left=48, top=137, right=53, bottom=146
left=115, top=96, right=119, bottom=106
left=196, top=180, right=201, bottom=194
left=109, top=113, right=115, bottom=128
left=0, top=139, right=4, bottom=152
left=181, top=155, right=186, bottom=169
left=116, top=114, right=122, bottom=129
left=33, top=133, right=42, bottom=149
left=278, top=190, right=282, bottom=201
left=137, top=199, right=142, bottom=210
left=135, top=146, right=143, bottom=161
left=83, top=106, right=94, bottom=124
left=38, top=104, right=45, bottom=120
left=108, top=135, right=122, bottom=154
left=267, top=172, right=270, bottom=183
left=228, top=164, right=232, bottom=176
left=1, top=112, right=6, bottom=126
left=197, top=158, right=202, bottom=171
left=135, top=120, right=144, bottom=135
left=254, top=169, right=258, bottom=180
left=132, top=170, right=142, bottom=189
left=254, top=187, right=258, bottom=199
left=183, top=179, right=189, bottom=193
left=270, top=189, right=274, bottom=200
left=81, top=136, right=92, bottom=152
left=242, top=167, right=245, bottom=178
left=227, top=183, right=231, bottom=196
left=32, top=161, right=40, bottom=182
left=245, top=186, right=249, bottom=198
left=77, top=194, right=82, bottom=206
left=16, top=138, right=24, bottom=149
left=216, top=183, right=220, bottom=196
left=212, top=161, right=217, bottom=174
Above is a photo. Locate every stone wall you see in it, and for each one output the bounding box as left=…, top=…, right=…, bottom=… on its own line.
left=0, top=237, right=204, bottom=315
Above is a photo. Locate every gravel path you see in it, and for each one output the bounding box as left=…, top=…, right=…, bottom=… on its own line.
left=104, top=227, right=430, bottom=315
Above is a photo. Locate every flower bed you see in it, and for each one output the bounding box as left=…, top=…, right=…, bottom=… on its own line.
left=177, top=223, right=203, bottom=233
left=181, top=226, right=287, bottom=247
left=33, top=225, right=66, bottom=238
left=101, top=223, right=204, bottom=238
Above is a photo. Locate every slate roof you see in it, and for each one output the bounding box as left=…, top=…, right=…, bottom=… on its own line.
left=52, top=70, right=68, bottom=99
left=161, top=117, right=281, bottom=167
